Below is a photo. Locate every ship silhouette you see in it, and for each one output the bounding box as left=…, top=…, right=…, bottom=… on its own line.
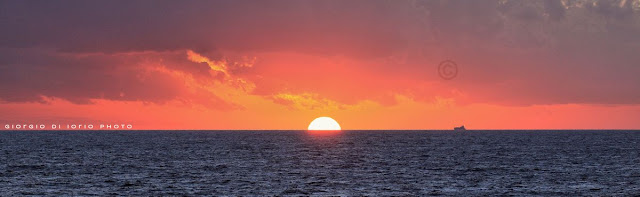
left=454, top=125, right=466, bottom=131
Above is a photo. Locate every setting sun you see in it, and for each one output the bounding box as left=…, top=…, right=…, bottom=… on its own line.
left=308, top=117, right=341, bottom=130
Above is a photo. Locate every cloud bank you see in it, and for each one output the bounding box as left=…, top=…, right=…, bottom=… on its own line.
left=1, top=0, right=639, bottom=107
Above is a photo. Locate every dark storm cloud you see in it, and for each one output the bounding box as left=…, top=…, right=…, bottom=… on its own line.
left=0, top=48, right=186, bottom=104
left=1, top=0, right=639, bottom=106
left=409, top=0, right=640, bottom=105
left=0, top=0, right=416, bottom=57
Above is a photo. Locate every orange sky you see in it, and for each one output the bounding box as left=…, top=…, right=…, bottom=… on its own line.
left=1, top=1, right=639, bottom=130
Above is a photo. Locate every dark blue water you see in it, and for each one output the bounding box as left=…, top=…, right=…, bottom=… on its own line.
left=1, top=130, right=639, bottom=196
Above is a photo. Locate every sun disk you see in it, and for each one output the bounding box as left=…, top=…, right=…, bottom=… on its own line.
left=307, top=117, right=341, bottom=130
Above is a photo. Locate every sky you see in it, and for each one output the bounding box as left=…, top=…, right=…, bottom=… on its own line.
left=1, top=0, right=639, bottom=130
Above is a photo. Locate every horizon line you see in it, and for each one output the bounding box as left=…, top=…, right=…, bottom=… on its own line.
left=2, top=129, right=640, bottom=131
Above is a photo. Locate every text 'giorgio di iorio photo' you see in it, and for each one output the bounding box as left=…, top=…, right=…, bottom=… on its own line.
left=4, top=123, right=133, bottom=130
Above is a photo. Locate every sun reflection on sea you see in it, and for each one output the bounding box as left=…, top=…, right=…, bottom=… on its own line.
left=306, top=130, right=343, bottom=136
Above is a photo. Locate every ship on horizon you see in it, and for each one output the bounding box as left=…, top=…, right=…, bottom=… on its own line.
left=454, top=125, right=466, bottom=131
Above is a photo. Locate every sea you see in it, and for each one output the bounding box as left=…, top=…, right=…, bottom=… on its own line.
left=1, top=130, right=639, bottom=196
